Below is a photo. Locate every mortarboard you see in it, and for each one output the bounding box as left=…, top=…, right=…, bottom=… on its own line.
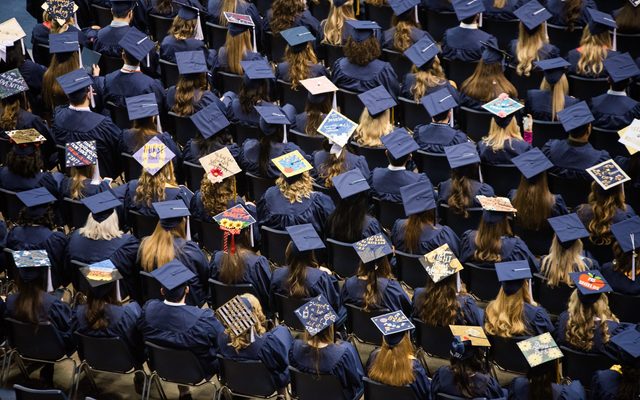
left=118, top=28, right=154, bottom=62
left=240, top=59, right=275, bottom=80
left=332, top=169, right=370, bottom=199
left=586, top=8, right=617, bottom=35
left=421, top=86, right=458, bottom=116
left=281, top=26, right=315, bottom=53
left=605, top=327, right=640, bottom=367
left=213, top=204, right=256, bottom=234
left=371, top=310, right=415, bottom=346
left=570, top=270, right=612, bottom=304
left=342, top=20, right=381, bottom=43
left=444, top=142, right=480, bottom=169
left=133, top=136, right=176, bottom=176
left=256, top=104, right=293, bottom=135
left=618, top=119, right=640, bottom=155
left=400, top=181, right=435, bottom=215
left=7, top=128, right=46, bottom=156
left=49, top=31, right=79, bottom=54
left=518, top=333, right=564, bottom=368
left=215, top=295, right=259, bottom=338
left=511, top=147, right=553, bottom=179
left=272, top=150, right=313, bottom=178
left=420, top=243, right=464, bottom=283
left=300, top=76, right=338, bottom=105
left=557, top=101, right=594, bottom=133
left=388, top=0, right=420, bottom=15
left=125, top=93, right=159, bottom=121
left=611, top=216, right=640, bottom=255
left=81, top=191, right=121, bottom=222
left=191, top=103, right=231, bottom=139
left=199, top=147, right=241, bottom=184
left=81, top=47, right=101, bottom=74
left=317, top=109, right=358, bottom=148
left=534, top=57, right=570, bottom=85
left=481, top=40, right=510, bottom=65
left=0, top=69, right=28, bottom=99
left=482, top=93, right=523, bottom=128
left=353, top=233, right=393, bottom=264
left=404, top=36, right=439, bottom=70
left=295, top=294, right=338, bottom=336
left=452, top=0, right=485, bottom=21
left=513, top=0, right=551, bottom=31
left=381, top=128, right=419, bottom=160
left=152, top=260, right=196, bottom=291
left=358, top=85, right=396, bottom=117
left=450, top=325, right=490, bottom=347
left=175, top=50, right=208, bottom=75
left=175, top=1, right=199, bottom=20
left=586, top=159, right=630, bottom=190
left=286, top=224, right=326, bottom=252
left=548, top=213, right=590, bottom=248
left=16, top=187, right=56, bottom=218
left=110, top=0, right=136, bottom=14
left=449, top=337, right=474, bottom=360
left=0, top=18, right=26, bottom=61
left=153, top=199, right=190, bottom=230
left=79, top=260, right=123, bottom=298
left=224, top=11, right=255, bottom=38
left=12, top=250, right=50, bottom=283
left=56, top=68, right=93, bottom=95
left=42, top=0, right=78, bottom=25
left=65, top=140, right=97, bottom=167
left=496, top=260, right=532, bottom=295
left=604, top=52, right=640, bottom=83
left=477, top=195, right=517, bottom=224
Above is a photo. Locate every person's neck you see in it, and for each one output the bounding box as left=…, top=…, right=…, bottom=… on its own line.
left=111, top=18, right=130, bottom=26
left=568, top=135, right=589, bottom=144
left=70, top=101, right=91, bottom=110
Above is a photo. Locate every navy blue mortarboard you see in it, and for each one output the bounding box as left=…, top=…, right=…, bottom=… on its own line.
left=570, top=270, right=612, bottom=304
left=118, top=28, right=154, bottom=62
left=333, top=0, right=348, bottom=5
left=513, top=0, right=551, bottom=31
left=611, top=216, right=640, bottom=254
left=445, top=142, right=480, bottom=168
left=175, top=50, right=207, bottom=75
left=401, top=181, right=436, bottom=215
left=12, top=250, right=50, bottom=283
left=606, top=328, right=640, bottom=367
left=452, top=0, right=485, bottom=21
left=81, top=191, right=121, bottom=222
left=388, top=0, right=420, bottom=16
left=586, top=8, right=617, bottom=35
left=256, top=104, right=293, bottom=136
left=153, top=200, right=190, bottom=230
left=381, top=128, right=419, bottom=160
left=280, top=26, right=315, bottom=53
left=557, top=101, right=594, bottom=133
left=286, top=224, right=326, bottom=252
left=511, top=148, right=553, bottom=179
left=481, top=41, right=509, bottom=65
left=354, top=234, right=393, bottom=264
left=496, top=260, right=532, bottom=295
left=404, top=36, right=439, bottom=70
left=295, top=294, right=338, bottom=336
left=548, top=213, right=590, bottom=247
left=534, top=57, right=570, bottom=85
left=17, top=187, right=55, bottom=218
left=175, top=1, right=199, bottom=20
left=56, top=68, right=93, bottom=95
left=0, top=69, right=29, bottom=100
left=604, top=52, right=640, bottom=83
left=371, top=310, right=415, bottom=347
left=80, top=260, right=123, bottom=298
left=191, top=103, right=230, bottom=139
left=450, top=337, right=474, bottom=360
left=332, top=169, right=370, bottom=199
left=125, top=93, right=159, bottom=121
left=343, top=20, right=381, bottom=43
left=240, top=59, right=275, bottom=80
left=152, top=260, right=196, bottom=292
left=49, top=31, right=79, bottom=54
left=422, top=86, right=458, bottom=116
left=110, top=0, right=136, bottom=13
left=358, top=85, right=397, bottom=117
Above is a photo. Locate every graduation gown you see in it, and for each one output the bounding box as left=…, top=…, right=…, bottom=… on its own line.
left=257, top=188, right=335, bottom=233
left=546, top=0, right=597, bottom=27
left=482, top=0, right=525, bottom=21
left=289, top=340, right=364, bottom=400
left=590, top=369, right=622, bottom=400
left=567, top=49, right=618, bottom=78
left=115, top=182, right=193, bottom=218
left=340, top=276, right=412, bottom=316
left=365, top=353, right=431, bottom=400
left=590, top=92, right=640, bottom=131
left=554, top=313, right=629, bottom=355
left=459, top=230, right=539, bottom=272
left=138, top=299, right=225, bottom=377
left=293, top=112, right=326, bottom=133
left=412, top=289, right=485, bottom=326
left=311, top=150, right=371, bottom=184
left=0, top=168, right=61, bottom=198
left=431, top=366, right=505, bottom=399
left=93, top=25, right=132, bottom=57
left=262, top=9, right=321, bottom=44
left=391, top=220, right=461, bottom=257
left=160, top=36, right=216, bottom=69
left=2, top=109, right=55, bottom=169
left=97, top=70, right=166, bottom=111
left=165, top=88, right=229, bottom=118
left=169, top=238, right=210, bottom=307
left=421, top=0, right=453, bottom=12
left=508, top=190, right=569, bottom=219
left=541, top=139, right=610, bottom=180
left=600, top=261, right=640, bottom=296
left=240, top=140, right=307, bottom=179
left=413, top=123, right=468, bottom=153
left=217, top=325, right=293, bottom=389
left=508, top=378, right=586, bottom=400
left=371, top=168, right=434, bottom=203
left=209, top=250, right=272, bottom=308
left=31, top=24, right=90, bottom=48
left=19, top=59, right=47, bottom=101
left=59, top=178, right=111, bottom=200
left=525, top=90, right=580, bottom=121
left=441, top=27, right=497, bottom=62
left=437, top=179, right=495, bottom=207
left=477, top=139, right=532, bottom=165
left=576, top=204, right=636, bottom=228
left=331, top=58, right=400, bottom=100
left=382, top=27, right=434, bottom=51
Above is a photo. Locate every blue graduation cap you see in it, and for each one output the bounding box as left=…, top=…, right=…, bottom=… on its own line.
left=445, top=142, right=480, bottom=169
left=450, top=336, right=474, bottom=360
left=191, top=103, right=230, bottom=139
left=548, top=213, right=590, bottom=247
left=354, top=233, right=393, bottom=264
left=570, top=270, right=612, bottom=304
left=12, top=250, right=50, bottom=283
left=118, top=27, right=154, bottom=62
left=606, top=328, right=640, bottom=367
left=513, top=0, right=551, bottom=31
left=332, top=168, right=370, bottom=199
left=604, top=52, right=640, bottom=83
left=422, top=86, right=458, bottom=116
left=404, top=36, right=439, bottom=70
left=534, top=57, right=570, bottom=85
left=295, top=294, right=339, bottom=336
left=611, top=216, right=640, bottom=254
left=240, top=59, right=275, bottom=80
left=511, top=148, right=553, bottom=179
left=110, top=0, right=136, bottom=13
left=81, top=191, right=121, bottom=222
left=586, top=8, right=617, bottom=35
left=0, top=69, right=29, bottom=100
left=343, top=20, right=381, bottom=43
left=381, top=128, right=419, bottom=160
left=557, top=101, right=594, bottom=133
left=49, top=31, right=79, bottom=54
left=281, top=26, right=315, bottom=53
left=175, top=1, right=201, bottom=20
left=495, top=260, right=532, bottom=295
left=176, top=50, right=208, bottom=75
left=481, top=40, right=509, bottom=65
left=371, top=310, right=415, bottom=346
left=400, top=181, right=436, bottom=215
left=388, top=0, right=420, bottom=16
left=56, top=68, right=93, bottom=95
left=152, top=260, right=196, bottom=291
left=125, top=93, right=159, bottom=121
left=256, top=104, right=293, bottom=136
left=452, top=0, right=485, bottom=21
left=16, top=187, right=56, bottom=217
left=153, top=199, right=190, bottom=230
left=286, top=224, right=326, bottom=252
left=358, top=85, right=397, bottom=117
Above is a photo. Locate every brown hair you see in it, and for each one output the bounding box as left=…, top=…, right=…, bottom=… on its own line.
left=368, top=334, right=416, bottom=386
left=0, top=94, right=23, bottom=130
left=172, top=73, right=208, bottom=116
left=224, top=30, right=253, bottom=74
left=319, top=149, right=347, bottom=188
left=84, top=286, right=119, bottom=330
left=616, top=2, right=640, bottom=33
left=512, top=173, right=555, bottom=230
left=515, top=23, right=548, bottom=77
left=169, top=16, right=197, bottom=40
left=6, top=148, right=43, bottom=178
left=391, top=15, right=417, bottom=52
left=540, top=75, right=569, bottom=121
left=69, top=165, right=95, bottom=199
left=583, top=182, right=625, bottom=246
left=322, top=0, right=355, bottom=46
left=415, top=274, right=463, bottom=326
left=139, top=219, right=186, bottom=272
left=218, top=230, right=251, bottom=283
left=461, top=61, right=518, bottom=104
left=239, top=79, right=270, bottom=115
left=409, top=58, right=447, bottom=102
left=447, top=165, right=478, bottom=218
left=284, top=241, right=320, bottom=297
left=356, top=258, right=394, bottom=311
left=270, top=0, right=304, bottom=33
left=576, top=27, right=612, bottom=77
left=42, top=51, right=80, bottom=112
left=565, top=290, right=617, bottom=351
left=200, top=175, right=237, bottom=217
left=305, top=324, right=336, bottom=375
left=344, top=36, right=381, bottom=66
left=612, top=242, right=639, bottom=281
left=403, top=210, right=436, bottom=253
left=473, top=217, right=512, bottom=263
left=284, top=44, right=319, bottom=89
left=14, top=273, right=45, bottom=324
left=305, top=95, right=332, bottom=136
left=484, top=281, right=534, bottom=337
left=540, top=237, right=588, bottom=287
left=562, top=0, right=583, bottom=31
left=155, top=0, right=174, bottom=14
left=134, top=162, right=178, bottom=207
left=129, top=117, right=159, bottom=150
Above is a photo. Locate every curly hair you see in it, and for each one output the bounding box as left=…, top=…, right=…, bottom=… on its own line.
left=319, top=146, right=347, bottom=187
left=228, top=294, right=267, bottom=351
left=134, top=162, right=177, bottom=207
left=576, top=27, right=611, bottom=77
left=304, top=95, right=332, bottom=136
left=473, top=217, right=512, bottom=263
left=284, top=45, right=319, bottom=89
left=172, top=73, right=208, bottom=116
left=17, top=205, right=55, bottom=229
left=343, top=36, right=381, bottom=65
left=484, top=281, right=534, bottom=337
left=391, top=15, right=416, bottom=52
left=415, top=273, right=463, bottom=326
left=155, top=0, right=174, bottom=14
left=276, top=172, right=314, bottom=203
left=410, top=58, right=447, bottom=102
left=270, top=0, right=305, bottom=33
left=582, top=182, right=625, bottom=246
left=0, top=94, right=22, bottom=131
left=239, top=79, right=270, bottom=114
left=540, top=236, right=588, bottom=287
left=322, top=0, right=355, bottom=46
left=169, top=16, right=197, bottom=40
left=515, top=23, right=548, bottom=77
left=562, top=0, right=583, bottom=31
left=356, top=257, right=394, bottom=311
left=200, top=175, right=237, bottom=217
left=565, top=290, right=617, bottom=351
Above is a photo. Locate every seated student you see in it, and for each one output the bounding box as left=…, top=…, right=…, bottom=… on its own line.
left=441, top=0, right=498, bottom=63
left=207, top=0, right=262, bottom=43
left=542, top=101, right=610, bottom=180
left=485, top=261, right=554, bottom=337
left=341, top=234, right=411, bottom=316
left=367, top=311, right=431, bottom=399
left=294, top=77, right=334, bottom=137
left=52, top=69, right=123, bottom=179
left=413, top=87, right=468, bottom=153
left=546, top=0, right=596, bottom=28
left=382, top=0, right=433, bottom=52
left=371, top=128, right=434, bottom=203
left=183, top=102, right=238, bottom=165
left=263, top=0, right=321, bottom=41
left=401, top=36, right=456, bottom=102
left=290, top=295, right=364, bottom=399
left=32, top=0, right=90, bottom=48
left=590, top=52, right=640, bottom=130
left=602, top=217, right=640, bottom=295
left=509, top=333, right=587, bottom=400
left=591, top=327, right=640, bottom=400
left=437, top=142, right=495, bottom=213
left=526, top=58, right=580, bottom=121
left=321, top=0, right=356, bottom=48
left=42, top=32, right=84, bottom=116
left=567, top=9, right=618, bottom=79
left=270, top=225, right=346, bottom=324
left=223, top=60, right=275, bottom=127
left=216, top=295, right=293, bottom=397
left=1, top=39, right=47, bottom=111
left=276, top=26, right=327, bottom=88
left=93, top=0, right=135, bottom=57
left=139, top=261, right=225, bottom=399
left=431, top=335, right=504, bottom=399
left=60, top=142, right=111, bottom=200
left=352, top=86, right=395, bottom=147
left=160, top=3, right=215, bottom=67
left=212, top=17, right=264, bottom=75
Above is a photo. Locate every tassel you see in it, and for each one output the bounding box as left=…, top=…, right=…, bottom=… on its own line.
left=478, top=164, right=483, bottom=182
left=632, top=233, right=636, bottom=282
left=91, top=159, right=102, bottom=184
left=78, top=49, right=83, bottom=68
left=0, top=45, right=7, bottom=62
left=156, top=115, right=163, bottom=132
left=456, top=271, right=461, bottom=293
left=332, top=93, right=337, bottom=110
left=194, top=12, right=204, bottom=41
left=251, top=27, right=257, bottom=52
left=391, top=107, right=394, bottom=125
left=528, top=278, right=533, bottom=300
left=20, top=38, right=25, bottom=55
left=73, top=12, right=80, bottom=30
left=146, top=53, right=150, bottom=68
left=356, top=0, right=360, bottom=16
left=116, top=280, right=122, bottom=301
left=612, top=28, right=617, bottom=51
left=186, top=216, right=192, bottom=240
left=449, top=110, right=455, bottom=128
left=249, top=224, right=254, bottom=248
left=223, top=230, right=230, bottom=253
left=330, top=143, right=343, bottom=156
left=478, top=12, right=483, bottom=27
left=47, top=267, right=53, bottom=292
left=283, top=125, right=287, bottom=143
left=414, top=6, right=419, bottom=24
left=89, top=85, right=95, bottom=108
left=230, top=232, right=236, bottom=254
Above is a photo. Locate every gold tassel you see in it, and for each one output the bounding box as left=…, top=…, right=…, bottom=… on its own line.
left=356, top=0, right=360, bottom=16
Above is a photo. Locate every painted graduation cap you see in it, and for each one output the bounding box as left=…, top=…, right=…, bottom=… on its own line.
left=586, top=159, right=630, bottom=190
left=548, top=213, right=590, bottom=248
left=482, top=93, right=523, bottom=128
left=381, top=128, right=419, bottom=160
left=176, top=50, right=208, bottom=75
left=477, top=195, right=517, bottom=224
left=16, top=187, right=56, bottom=218
left=125, top=93, right=159, bottom=120
left=151, top=260, right=196, bottom=291
left=496, top=260, right=532, bottom=295
left=570, top=270, right=612, bottom=304
left=400, top=181, right=435, bottom=215
left=215, top=295, right=258, bottom=338
left=49, top=31, right=80, bottom=54
left=213, top=204, right=256, bottom=233
left=534, top=57, right=570, bottom=85
left=445, top=142, right=480, bottom=168
left=517, top=333, right=564, bottom=368
left=606, top=327, right=640, bottom=367
left=42, top=0, right=78, bottom=25
left=481, top=40, right=510, bottom=65
left=332, top=169, right=370, bottom=199
left=286, top=223, right=326, bottom=252
left=420, top=243, right=464, bottom=283
left=281, top=26, right=315, bottom=53
left=371, top=310, right=415, bottom=346
left=452, top=0, right=485, bottom=21
left=611, top=215, right=640, bottom=255
left=118, top=27, right=154, bottom=62
left=294, top=294, right=339, bottom=336
left=12, top=250, right=51, bottom=283
left=153, top=199, right=190, bottom=230
left=224, top=11, right=255, bottom=41
left=511, top=147, right=553, bottom=179
left=604, top=52, right=640, bottom=83
left=557, top=101, right=594, bottom=133
left=7, top=128, right=46, bottom=156
left=586, top=8, right=617, bottom=35
left=300, top=76, right=338, bottom=105
left=272, top=150, right=313, bottom=178
left=404, top=36, right=439, bottom=70
left=240, top=59, right=274, bottom=80
left=343, top=20, right=381, bottom=43
left=513, top=0, right=551, bottom=31
left=0, top=18, right=26, bottom=60
left=133, top=136, right=176, bottom=175
left=199, top=146, right=241, bottom=184
left=79, top=261, right=123, bottom=298
left=191, top=103, right=231, bottom=139
left=450, top=325, right=490, bottom=347
left=65, top=140, right=97, bottom=167
left=317, top=109, right=358, bottom=148
left=358, top=85, right=396, bottom=117
left=81, top=191, right=121, bottom=222
left=110, top=0, right=137, bottom=13
left=618, top=119, right=640, bottom=155
left=0, top=69, right=28, bottom=100
left=422, top=86, right=458, bottom=116
left=353, top=233, right=393, bottom=264
left=56, top=68, right=93, bottom=95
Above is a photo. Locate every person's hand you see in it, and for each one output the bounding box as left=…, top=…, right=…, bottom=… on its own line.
left=91, top=64, right=100, bottom=77
left=523, top=113, right=533, bottom=132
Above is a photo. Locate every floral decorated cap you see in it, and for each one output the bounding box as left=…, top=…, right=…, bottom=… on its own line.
left=482, top=93, right=524, bottom=128
left=213, top=204, right=256, bottom=234
left=420, top=243, right=463, bottom=283
left=199, top=147, right=241, bottom=184
left=517, top=333, right=563, bottom=368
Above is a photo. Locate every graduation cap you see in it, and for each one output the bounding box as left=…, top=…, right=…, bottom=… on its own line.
left=286, top=223, right=326, bottom=252
left=449, top=336, right=474, bottom=360
left=570, top=270, right=612, bottom=304
left=65, top=140, right=97, bottom=167
left=450, top=325, right=490, bottom=347
left=548, top=213, right=590, bottom=248
left=6, top=128, right=46, bottom=156
left=191, top=103, right=230, bottom=139
left=110, top=0, right=136, bottom=13
left=175, top=1, right=199, bottom=20
left=317, top=109, right=358, bottom=148
left=496, top=260, right=532, bottom=295
left=0, top=18, right=26, bottom=61
left=332, top=168, right=370, bottom=199
left=611, top=215, right=640, bottom=255
left=213, top=204, right=256, bottom=234
left=371, top=310, right=415, bottom=346
left=534, top=57, right=571, bottom=85
left=404, top=36, right=439, bottom=70
left=152, top=260, right=196, bottom=292
left=153, top=199, right=190, bottom=230
left=586, top=159, right=630, bottom=190
left=517, top=333, right=564, bottom=368
left=294, top=294, right=339, bottom=336
left=481, top=40, right=510, bottom=65
left=281, top=26, right=315, bottom=53
left=381, top=128, right=419, bottom=160
left=224, top=11, right=255, bottom=37
left=0, top=69, right=28, bottom=100
left=400, top=181, right=435, bottom=215
left=240, top=59, right=274, bottom=80
left=133, top=136, right=176, bottom=176
left=256, top=104, right=293, bottom=136
left=586, top=8, right=617, bottom=35
left=12, top=249, right=51, bottom=283
left=118, top=28, right=154, bottom=62
left=618, top=119, right=640, bottom=155
left=358, top=85, right=396, bottom=117
left=421, top=86, right=458, bottom=117
left=511, top=148, right=553, bottom=179
left=353, top=233, right=393, bottom=264
left=271, top=150, right=313, bottom=178
left=482, top=93, right=523, bottom=128
left=513, top=0, right=551, bottom=31
left=215, top=295, right=259, bottom=338
left=42, top=0, right=78, bottom=25
left=444, top=142, right=480, bottom=169
left=420, top=243, right=463, bottom=283
left=49, top=31, right=79, bottom=54
left=199, top=146, right=241, bottom=184
left=605, top=327, right=640, bottom=367
left=477, top=195, right=517, bottom=224
left=452, top=0, right=485, bottom=20
left=388, top=0, right=420, bottom=16
left=16, top=187, right=56, bottom=218
left=79, top=261, right=123, bottom=298
left=56, top=68, right=93, bottom=95
left=125, top=93, right=159, bottom=121
left=300, top=76, right=338, bottom=105
left=604, top=52, right=640, bottom=83
left=176, top=50, right=208, bottom=75
left=342, top=20, right=381, bottom=43
left=557, top=101, right=594, bottom=133
left=81, top=191, right=121, bottom=222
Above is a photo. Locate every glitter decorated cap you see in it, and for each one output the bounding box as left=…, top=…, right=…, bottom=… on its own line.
left=294, top=294, right=338, bottom=336
left=271, top=150, right=313, bottom=178
left=0, top=69, right=28, bottom=100
left=133, top=136, right=176, bottom=176
left=517, top=333, right=563, bottom=368
left=42, top=0, right=78, bottom=24
left=353, top=233, right=393, bottom=264
left=482, top=94, right=524, bottom=128
left=477, top=195, right=517, bottom=224
left=12, top=250, right=50, bottom=283
left=586, top=159, right=630, bottom=190
left=371, top=310, right=415, bottom=346
left=420, top=243, right=463, bottom=283
left=224, top=12, right=255, bottom=36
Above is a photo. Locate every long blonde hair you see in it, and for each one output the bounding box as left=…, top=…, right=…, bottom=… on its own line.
left=481, top=118, right=523, bottom=151
left=515, top=23, right=548, bottom=77
left=139, top=219, right=186, bottom=272
left=276, top=172, right=314, bottom=203
left=576, top=27, right=612, bottom=77
left=79, top=212, right=123, bottom=241
left=409, top=58, right=447, bottom=102
left=322, top=0, right=355, bottom=46
left=354, top=109, right=393, bottom=147
left=391, top=15, right=416, bottom=52
left=540, top=237, right=589, bottom=287
left=484, top=281, right=534, bottom=337
left=565, top=290, right=618, bottom=351
left=224, top=30, right=253, bottom=74
left=69, top=165, right=95, bottom=199
left=367, top=334, right=416, bottom=386
left=218, top=0, right=237, bottom=25
left=134, top=162, right=178, bottom=207
left=461, top=61, right=518, bottom=104
left=227, top=294, right=267, bottom=351
left=540, top=76, right=569, bottom=121
left=284, top=45, right=319, bottom=89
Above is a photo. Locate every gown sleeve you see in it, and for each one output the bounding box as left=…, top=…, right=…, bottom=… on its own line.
left=250, top=255, right=273, bottom=308
left=317, top=272, right=346, bottom=326
left=259, top=325, right=294, bottom=389
left=510, top=237, right=540, bottom=272
left=383, top=280, right=412, bottom=316
left=458, top=231, right=476, bottom=263
left=559, top=381, right=587, bottom=400
left=460, top=295, right=484, bottom=326
left=411, top=360, right=432, bottom=400
left=334, top=343, right=365, bottom=400
left=530, top=306, right=555, bottom=336
left=48, top=300, right=75, bottom=355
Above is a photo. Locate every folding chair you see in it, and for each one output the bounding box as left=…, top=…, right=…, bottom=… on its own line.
left=438, top=204, right=483, bottom=237
left=532, top=274, right=572, bottom=317
left=560, top=345, right=613, bottom=389
left=443, top=59, right=478, bottom=90
left=128, top=210, right=159, bottom=239
left=423, top=9, right=458, bottom=42
left=395, top=250, right=428, bottom=289
left=245, top=172, right=275, bottom=202
left=350, top=142, right=389, bottom=170
left=277, top=79, right=307, bottom=112
left=216, top=356, right=278, bottom=399
left=363, top=377, right=417, bottom=400
left=99, top=55, right=123, bottom=75
left=326, top=238, right=361, bottom=278
left=90, top=3, right=112, bottom=27
left=273, top=292, right=308, bottom=331
left=345, top=304, right=389, bottom=346
left=289, top=366, right=353, bottom=400
left=378, top=199, right=406, bottom=231
left=13, top=384, right=67, bottom=400
left=414, top=150, right=451, bottom=186
left=506, top=65, right=544, bottom=100
left=480, top=163, right=521, bottom=197
left=337, top=89, right=364, bottom=122
left=32, top=43, right=51, bottom=66
left=511, top=224, right=553, bottom=256
left=106, top=101, right=132, bottom=130
left=140, top=271, right=163, bottom=303
left=366, top=4, right=393, bottom=30
left=398, top=96, right=431, bottom=132
left=310, top=0, right=331, bottom=21
left=121, top=152, right=142, bottom=182
left=547, top=173, right=591, bottom=209
left=381, top=49, right=412, bottom=81
left=260, top=226, right=290, bottom=266
left=463, top=262, right=500, bottom=303
left=488, top=334, right=530, bottom=374
left=322, top=44, right=344, bottom=69
left=546, top=24, right=583, bottom=56
left=590, top=126, right=626, bottom=157
left=159, top=59, right=180, bottom=88
left=482, top=19, right=519, bottom=49
left=568, top=75, right=610, bottom=101
left=266, top=31, right=286, bottom=62
left=531, top=119, right=566, bottom=148
left=233, top=124, right=261, bottom=145
left=413, top=319, right=453, bottom=360
left=217, top=71, right=244, bottom=94
left=0, top=187, right=23, bottom=224
left=198, top=219, right=225, bottom=254
left=182, top=161, right=204, bottom=192
left=290, top=129, right=325, bottom=154
left=458, top=106, right=492, bottom=142
left=168, top=110, right=198, bottom=147
left=616, top=32, right=640, bottom=59
left=607, top=291, right=640, bottom=323
left=208, top=279, right=257, bottom=309
left=149, top=14, right=174, bottom=43
left=205, top=22, right=227, bottom=50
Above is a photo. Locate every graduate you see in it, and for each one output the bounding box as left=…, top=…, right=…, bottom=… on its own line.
left=0, top=37, right=47, bottom=109
left=276, top=26, right=327, bottom=89
left=32, top=0, right=91, bottom=48
left=93, top=0, right=136, bottom=57
left=183, top=101, right=237, bottom=166
left=294, top=76, right=335, bottom=137
left=51, top=69, right=123, bottom=179
left=223, top=59, right=275, bottom=127
left=312, top=129, right=372, bottom=187
left=566, top=8, right=618, bottom=78
left=441, top=0, right=498, bottom=62
left=42, top=31, right=83, bottom=113
left=353, top=85, right=395, bottom=147
left=525, top=58, right=580, bottom=121
left=400, top=35, right=456, bottom=102
left=160, top=2, right=215, bottom=68
left=382, top=0, right=433, bottom=53
left=602, top=216, right=640, bottom=295
left=546, top=0, right=596, bottom=28
left=289, top=295, right=364, bottom=400
left=59, top=141, right=111, bottom=199
left=591, top=327, right=640, bottom=400
left=413, top=87, right=468, bottom=153
left=207, top=0, right=262, bottom=47
left=212, top=15, right=264, bottom=75
left=263, top=0, right=321, bottom=40
left=483, top=0, right=525, bottom=21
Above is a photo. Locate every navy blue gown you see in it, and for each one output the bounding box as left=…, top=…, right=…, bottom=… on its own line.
left=525, top=90, right=580, bottom=121
left=431, top=366, right=504, bottom=399
left=483, top=0, right=525, bottom=20
left=275, top=62, right=327, bottom=85
left=166, top=88, right=229, bottom=118
left=508, top=41, right=560, bottom=67
left=412, top=289, right=485, bottom=326
left=212, top=49, right=264, bottom=74
left=371, top=168, right=434, bottom=202
left=160, top=36, right=216, bottom=68
left=413, top=123, right=468, bottom=153
left=600, top=261, right=640, bottom=296
left=391, top=220, right=461, bottom=256
left=162, top=238, right=210, bottom=307
left=541, top=139, right=610, bottom=180
left=262, top=9, right=321, bottom=43
left=566, top=49, right=618, bottom=78
left=209, top=250, right=272, bottom=308
left=589, top=92, right=640, bottom=130
left=459, top=230, right=539, bottom=272
left=115, top=182, right=193, bottom=218
left=508, top=378, right=586, bottom=400
left=399, top=78, right=456, bottom=103
left=477, top=139, right=532, bottom=165
left=0, top=168, right=61, bottom=198
left=94, top=25, right=132, bottom=57
left=590, top=369, right=623, bottom=400
left=96, top=70, right=166, bottom=110
left=311, top=150, right=371, bottom=184
left=331, top=58, right=400, bottom=99
left=441, top=27, right=497, bottom=62
left=257, top=188, right=335, bottom=233
left=340, top=276, right=412, bottom=316
left=366, top=352, right=431, bottom=399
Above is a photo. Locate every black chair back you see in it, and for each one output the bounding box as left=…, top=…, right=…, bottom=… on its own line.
left=506, top=65, right=544, bottom=99
left=482, top=19, right=519, bottom=49
left=140, top=271, right=163, bottom=302
left=128, top=210, right=158, bottom=239
left=198, top=219, right=224, bottom=254
left=62, top=197, right=89, bottom=230
left=532, top=274, right=573, bottom=316
left=273, top=292, right=308, bottom=331
left=424, top=10, right=458, bottom=42
left=560, top=345, right=613, bottom=388
left=531, top=119, right=566, bottom=148
left=233, top=124, right=261, bottom=145
left=378, top=199, right=406, bottom=231
left=438, top=204, right=483, bottom=237
left=444, top=59, right=478, bottom=89
left=326, top=238, right=360, bottom=278
left=99, top=55, right=123, bottom=74
left=590, top=126, right=627, bottom=157
left=547, top=173, right=591, bottom=209
left=382, top=49, right=413, bottom=81
left=415, top=150, right=451, bottom=186
left=289, top=366, right=348, bottom=400
left=608, top=292, right=640, bottom=323
left=217, top=71, right=244, bottom=94
left=458, top=106, right=491, bottom=142
left=145, top=341, right=207, bottom=385
left=183, top=161, right=204, bottom=192
left=90, top=3, right=112, bottom=27
left=350, top=142, right=389, bottom=170
left=5, top=318, right=67, bottom=361
left=413, top=319, right=454, bottom=359
left=366, top=4, right=393, bottom=30
left=464, top=262, right=500, bottom=302
left=106, top=100, right=132, bottom=130
left=363, top=376, right=417, bottom=400
left=290, top=129, right=325, bottom=154
left=32, top=43, right=51, bottom=66
left=512, top=224, right=553, bottom=256
left=480, top=163, right=521, bottom=197
left=398, top=97, right=430, bottom=132
left=245, top=172, right=275, bottom=202
left=159, top=58, right=180, bottom=88
left=209, top=278, right=257, bottom=309
left=278, top=79, right=307, bottom=112
left=396, top=250, right=428, bottom=289
left=547, top=24, right=583, bottom=56
left=616, top=32, right=640, bottom=59
left=149, top=14, right=174, bottom=42
left=218, top=356, right=277, bottom=397
left=75, top=333, right=137, bottom=373
left=310, top=0, right=331, bottom=21
left=489, top=335, right=530, bottom=374
left=260, top=226, right=290, bottom=266
left=0, top=187, right=23, bottom=223
left=322, top=44, right=344, bottom=69
left=205, top=22, right=227, bottom=49
left=568, top=75, right=610, bottom=100
left=121, top=152, right=142, bottom=182
left=346, top=303, right=389, bottom=345
left=13, top=384, right=67, bottom=400
left=266, top=31, right=286, bottom=62
left=337, top=88, right=364, bottom=122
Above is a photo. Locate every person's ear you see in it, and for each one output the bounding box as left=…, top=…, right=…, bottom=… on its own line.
left=160, top=287, right=166, bottom=296
left=185, top=286, right=190, bottom=294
